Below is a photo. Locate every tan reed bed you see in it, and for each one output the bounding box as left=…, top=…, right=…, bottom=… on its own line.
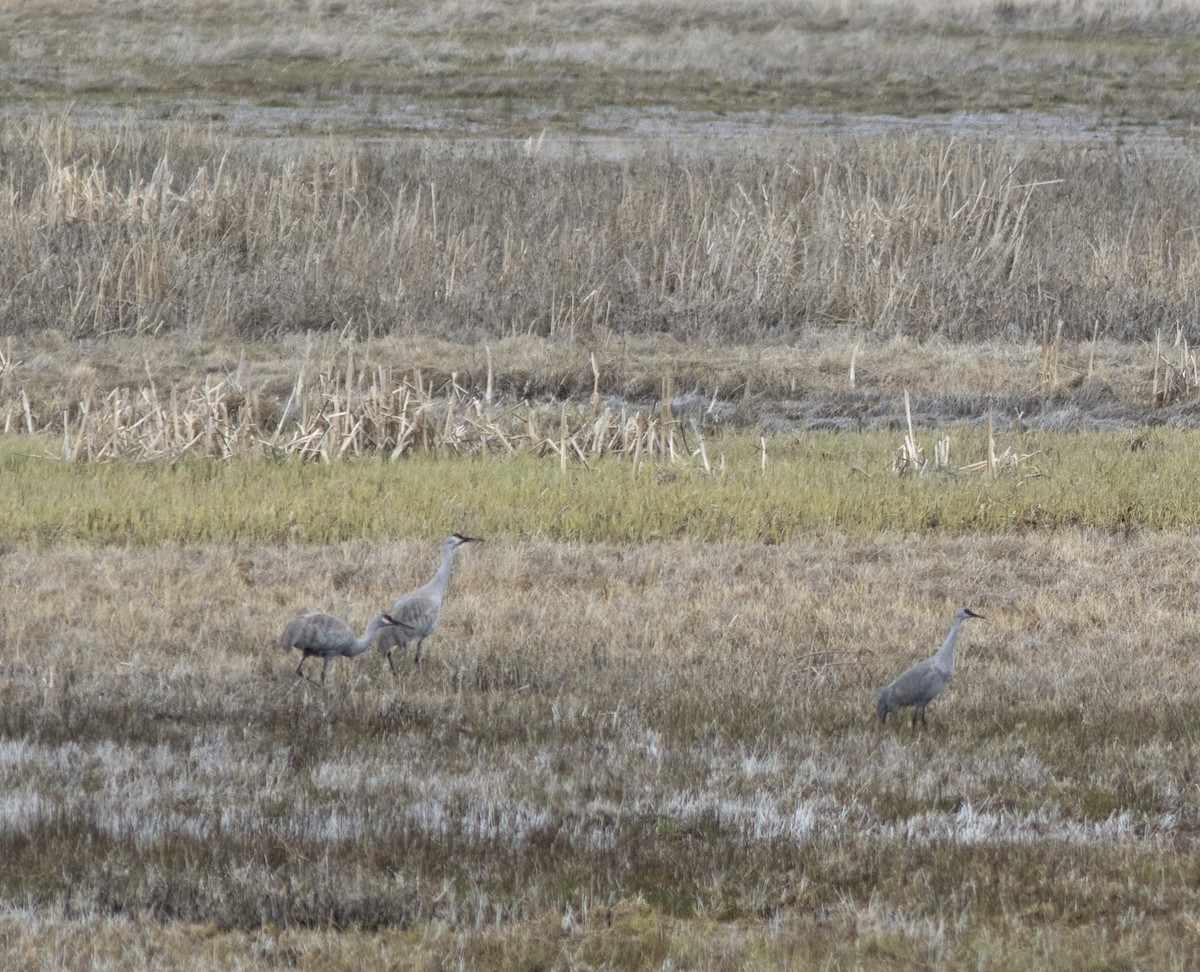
left=27, top=360, right=708, bottom=473
left=5, top=116, right=1200, bottom=351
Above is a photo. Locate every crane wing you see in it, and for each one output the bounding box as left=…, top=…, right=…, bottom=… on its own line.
left=280, top=612, right=353, bottom=652
left=885, top=660, right=949, bottom=708
left=380, top=593, right=440, bottom=647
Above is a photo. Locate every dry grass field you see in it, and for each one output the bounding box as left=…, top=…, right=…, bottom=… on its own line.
left=4, top=530, right=1200, bottom=969
left=5, top=0, right=1200, bottom=135
left=6, top=0, right=1200, bottom=968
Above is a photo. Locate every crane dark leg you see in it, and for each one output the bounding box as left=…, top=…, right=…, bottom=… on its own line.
left=413, top=640, right=424, bottom=665
left=296, top=653, right=323, bottom=686
left=387, top=650, right=399, bottom=677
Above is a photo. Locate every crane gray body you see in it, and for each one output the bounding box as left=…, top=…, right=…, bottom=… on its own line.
left=876, top=607, right=984, bottom=728
left=377, top=532, right=482, bottom=675
left=281, top=611, right=405, bottom=685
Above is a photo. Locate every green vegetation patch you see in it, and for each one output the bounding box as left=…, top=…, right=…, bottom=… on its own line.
left=5, top=426, right=1200, bottom=545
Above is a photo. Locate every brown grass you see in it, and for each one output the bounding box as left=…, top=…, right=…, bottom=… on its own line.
left=5, top=0, right=1200, bottom=130
left=2, top=532, right=1200, bottom=966
left=3, top=117, right=1200, bottom=356
left=42, top=363, right=702, bottom=467
left=4, top=3, right=1200, bottom=966
left=4, top=109, right=1200, bottom=442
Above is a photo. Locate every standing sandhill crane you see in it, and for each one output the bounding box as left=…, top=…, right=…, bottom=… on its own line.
left=281, top=611, right=407, bottom=686
left=377, top=532, right=483, bottom=676
left=875, top=607, right=985, bottom=728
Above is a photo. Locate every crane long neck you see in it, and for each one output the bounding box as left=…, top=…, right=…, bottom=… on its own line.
left=429, top=542, right=456, bottom=594
left=348, top=616, right=389, bottom=657
left=933, top=617, right=966, bottom=674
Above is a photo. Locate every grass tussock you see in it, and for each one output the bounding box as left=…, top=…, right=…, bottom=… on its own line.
left=2, top=533, right=1200, bottom=967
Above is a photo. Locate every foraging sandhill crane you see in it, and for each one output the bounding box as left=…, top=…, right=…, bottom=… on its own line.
left=377, top=532, right=483, bottom=676
left=875, top=607, right=985, bottom=728
left=281, top=611, right=407, bottom=686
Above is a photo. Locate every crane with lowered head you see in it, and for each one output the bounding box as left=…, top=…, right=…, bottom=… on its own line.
left=281, top=611, right=408, bottom=686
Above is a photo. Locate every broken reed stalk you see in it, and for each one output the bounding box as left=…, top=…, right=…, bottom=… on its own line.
left=1041, top=318, right=1062, bottom=389
left=694, top=424, right=712, bottom=475
left=933, top=435, right=950, bottom=469
left=630, top=412, right=644, bottom=477
left=591, top=352, right=601, bottom=408
left=0, top=336, right=11, bottom=396
left=1153, top=330, right=1161, bottom=404
left=1087, top=320, right=1098, bottom=384
left=892, top=395, right=1033, bottom=478
left=904, top=392, right=916, bottom=453
left=1149, top=327, right=1200, bottom=407
left=891, top=388, right=925, bottom=476
left=660, top=377, right=673, bottom=461
left=988, top=404, right=996, bottom=478
left=560, top=408, right=568, bottom=475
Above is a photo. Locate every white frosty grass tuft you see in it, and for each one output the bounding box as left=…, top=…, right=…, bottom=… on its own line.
left=878, top=800, right=1177, bottom=847
left=662, top=790, right=818, bottom=843
left=0, top=734, right=1179, bottom=852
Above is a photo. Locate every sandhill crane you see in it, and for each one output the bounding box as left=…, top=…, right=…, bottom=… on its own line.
left=875, top=607, right=985, bottom=728
left=281, top=611, right=407, bottom=686
left=377, top=532, right=483, bottom=676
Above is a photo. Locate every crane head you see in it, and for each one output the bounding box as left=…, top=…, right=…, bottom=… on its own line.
left=382, top=613, right=414, bottom=630
left=450, top=532, right=484, bottom=545
left=961, top=607, right=985, bottom=621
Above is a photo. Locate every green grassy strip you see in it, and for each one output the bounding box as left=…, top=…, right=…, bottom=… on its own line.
left=3, top=427, right=1196, bottom=545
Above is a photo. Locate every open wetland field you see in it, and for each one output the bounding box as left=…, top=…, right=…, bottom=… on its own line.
left=6, top=522, right=1200, bottom=969
left=7, top=1, right=1200, bottom=968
